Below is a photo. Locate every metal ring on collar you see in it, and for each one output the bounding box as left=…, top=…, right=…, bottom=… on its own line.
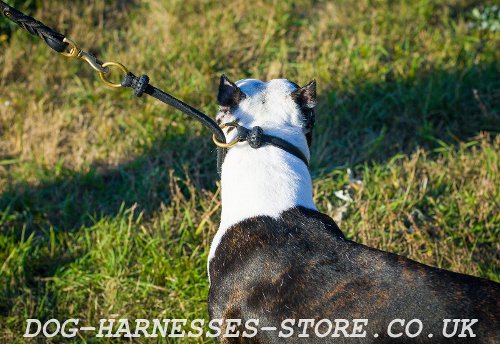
left=212, top=122, right=240, bottom=148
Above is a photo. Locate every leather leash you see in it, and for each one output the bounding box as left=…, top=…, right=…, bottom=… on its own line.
left=0, top=1, right=311, bottom=174
left=0, top=0, right=227, bottom=174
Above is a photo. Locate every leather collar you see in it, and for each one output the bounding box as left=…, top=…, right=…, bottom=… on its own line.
left=218, top=124, right=309, bottom=169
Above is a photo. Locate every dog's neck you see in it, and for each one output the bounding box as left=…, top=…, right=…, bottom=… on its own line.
left=208, top=127, right=316, bottom=262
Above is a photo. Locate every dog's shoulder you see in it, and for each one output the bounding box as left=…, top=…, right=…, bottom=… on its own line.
left=209, top=206, right=345, bottom=279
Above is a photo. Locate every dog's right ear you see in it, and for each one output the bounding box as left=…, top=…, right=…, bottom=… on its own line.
left=218, top=75, right=246, bottom=108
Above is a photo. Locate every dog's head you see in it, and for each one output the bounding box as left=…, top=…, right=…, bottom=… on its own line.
left=216, top=75, right=316, bottom=147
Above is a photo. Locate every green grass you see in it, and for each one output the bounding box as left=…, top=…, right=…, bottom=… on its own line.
left=0, top=0, right=499, bottom=342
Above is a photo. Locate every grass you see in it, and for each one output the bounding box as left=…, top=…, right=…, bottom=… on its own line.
left=0, top=0, right=499, bottom=342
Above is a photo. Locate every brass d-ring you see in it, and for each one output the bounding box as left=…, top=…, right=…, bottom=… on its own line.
left=98, top=62, right=129, bottom=88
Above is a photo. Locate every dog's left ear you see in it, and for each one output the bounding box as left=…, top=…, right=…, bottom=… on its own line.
left=292, top=80, right=316, bottom=110
left=218, top=74, right=246, bottom=108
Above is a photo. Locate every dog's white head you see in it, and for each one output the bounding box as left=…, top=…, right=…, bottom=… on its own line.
left=209, top=76, right=318, bottom=266
left=216, top=75, right=316, bottom=149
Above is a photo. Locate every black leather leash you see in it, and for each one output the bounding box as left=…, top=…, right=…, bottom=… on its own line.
left=0, top=0, right=227, bottom=174
left=123, top=74, right=309, bottom=168
left=1, top=1, right=310, bottom=174
left=120, top=73, right=227, bottom=173
left=0, top=1, right=67, bottom=52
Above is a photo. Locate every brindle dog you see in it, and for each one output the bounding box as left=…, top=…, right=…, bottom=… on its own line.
left=208, top=76, right=499, bottom=343
left=209, top=207, right=499, bottom=343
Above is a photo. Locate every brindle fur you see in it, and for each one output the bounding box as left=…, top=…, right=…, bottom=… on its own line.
left=209, top=207, right=499, bottom=343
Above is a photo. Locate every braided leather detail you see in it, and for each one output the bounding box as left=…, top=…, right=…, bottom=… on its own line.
left=1, top=3, right=67, bottom=52
left=122, top=73, right=150, bottom=97
left=247, top=126, right=263, bottom=148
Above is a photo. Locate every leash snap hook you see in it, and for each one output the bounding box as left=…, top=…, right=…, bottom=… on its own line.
left=79, top=51, right=109, bottom=74
left=60, top=38, right=127, bottom=88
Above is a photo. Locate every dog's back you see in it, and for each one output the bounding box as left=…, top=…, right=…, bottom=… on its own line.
left=209, top=77, right=499, bottom=343
left=209, top=207, right=499, bottom=343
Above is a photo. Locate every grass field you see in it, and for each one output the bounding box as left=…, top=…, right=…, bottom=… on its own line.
left=0, top=0, right=499, bottom=342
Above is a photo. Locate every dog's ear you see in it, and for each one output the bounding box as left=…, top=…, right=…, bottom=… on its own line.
left=218, top=74, right=246, bottom=108
left=291, top=80, right=316, bottom=110
left=292, top=80, right=316, bottom=146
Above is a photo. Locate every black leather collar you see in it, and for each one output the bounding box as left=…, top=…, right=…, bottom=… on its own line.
left=221, top=124, right=309, bottom=168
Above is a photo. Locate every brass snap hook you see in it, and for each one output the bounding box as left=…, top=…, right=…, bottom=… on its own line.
left=79, top=51, right=109, bottom=74
left=61, top=38, right=127, bottom=88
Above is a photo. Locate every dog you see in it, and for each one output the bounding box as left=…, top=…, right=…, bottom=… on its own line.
left=208, top=76, right=499, bottom=343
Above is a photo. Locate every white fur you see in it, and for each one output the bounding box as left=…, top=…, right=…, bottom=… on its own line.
left=208, top=79, right=317, bottom=270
